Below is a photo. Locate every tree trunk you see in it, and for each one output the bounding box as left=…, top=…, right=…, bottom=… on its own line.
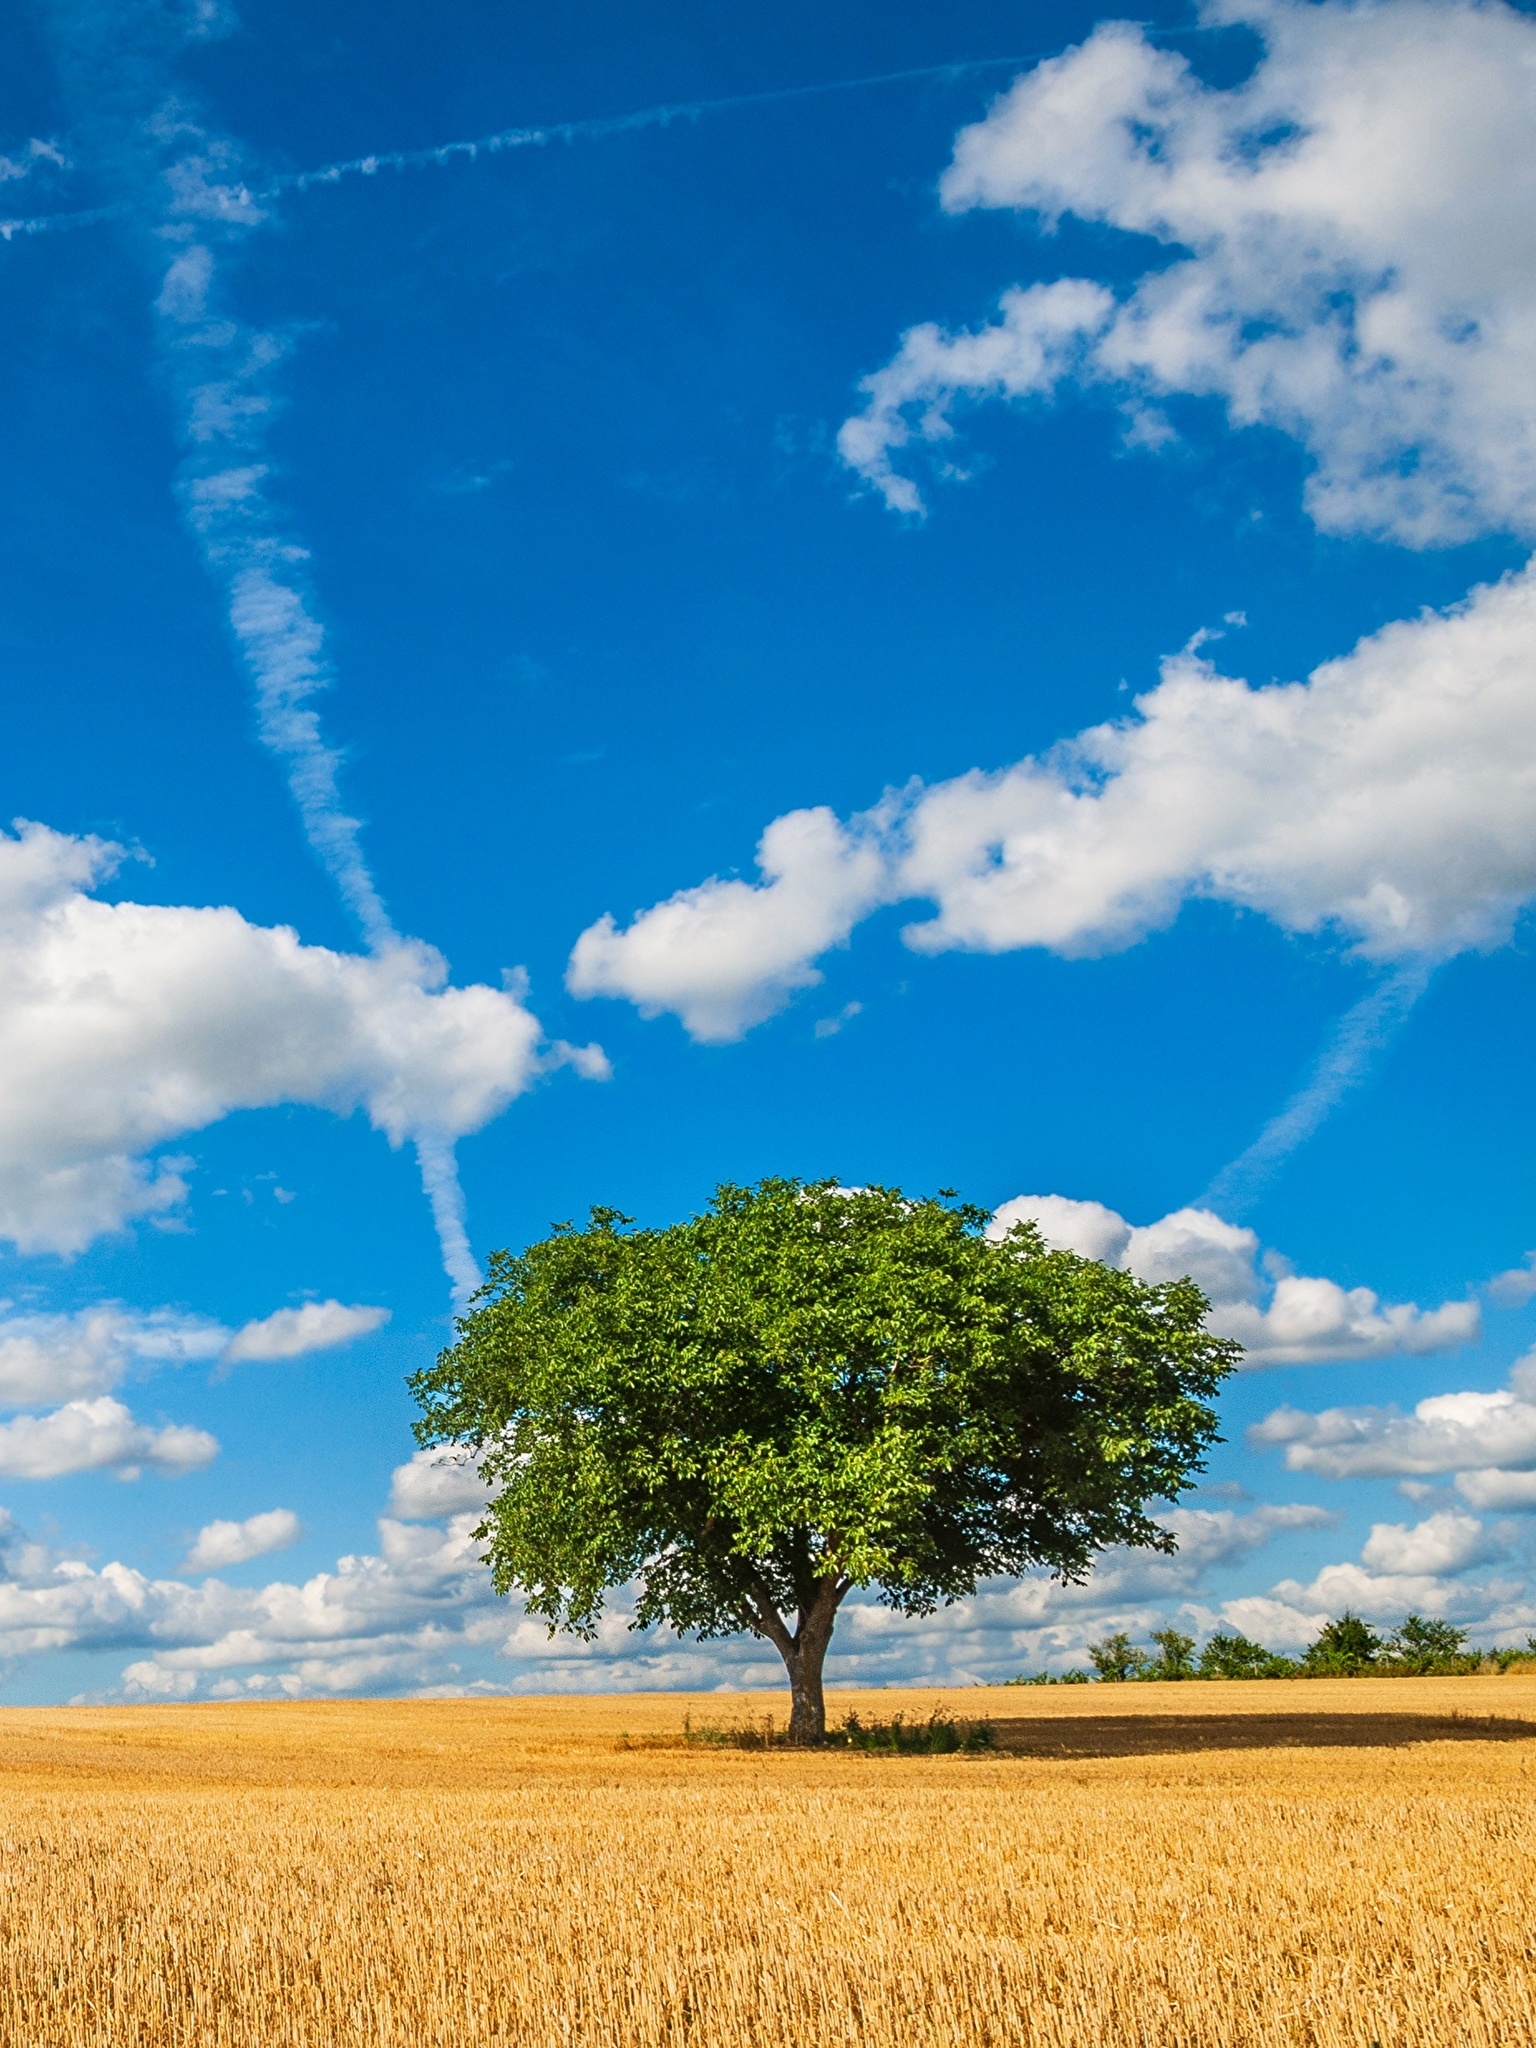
left=775, top=1577, right=845, bottom=1746
left=741, top=1569, right=850, bottom=1746
left=782, top=1627, right=832, bottom=1745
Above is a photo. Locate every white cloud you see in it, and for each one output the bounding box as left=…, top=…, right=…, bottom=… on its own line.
left=22, top=1479, right=1513, bottom=1693
left=0, top=1295, right=387, bottom=1427
left=388, top=1447, right=493, bottom=1521
left=836, top=278, right=1113, bottom=517
left=1487, top=1252, right=1536, bottom=1307
left=0, top=1468, right=1335, bottom=1698
left=0, top=820, right=545, bottom=1253
left=1256, top=1364, right=1536, bottom=1476
left=0, top=138, right=65, bottom=186
left=0, top=1306, right=226, bottom=1408
left=1358, top=1508, right=1499, bottom=1577
left=67, top=1497, right=1325, bottom=1699
left=990, top=1192, right=1477, bottom=1367
left=569, top=563, right=1536, bottom=1037
left=815, top=1500, right=1337, bottom=1686
left=842, top=0, right=1536, bottom=545
left=222, top=1301, right=388, bottom=1364
left=85, top=1513, right=501, bottom=1698
left=1254, top=1552, right=1516, bottom=1633
left=0, top=1397, right=217, bottom=1480
left=813, top=1000, right=863, bottom=1040
left=1215, top=1512, right=1523, bottom=1647
left=1253, top=1350, right=1536, bottom=1502
left=1253, top=1351, right=1536, bottom=1515
left=183, top=1509, right=300, bottom=1572
left=567, top=807, right=889, bottom=1043
left=1455, top=1469, right=1536, bottom=1513
left=994, top=1192, right=1130, bottom=1266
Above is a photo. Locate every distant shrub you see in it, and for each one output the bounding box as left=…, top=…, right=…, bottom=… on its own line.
left=1380, top=1614, right=1479, bottom=1676
left=1022, top=1614, right=1535, bottom=1687
left=1143, top=1627, right=1198, bottom=1680
left=1301, top=1612, right=1383, bottom=1676
left=1198, top=1631, right=1298, bottom=1680
left=1088, top=1632, right=1152, bottom=1682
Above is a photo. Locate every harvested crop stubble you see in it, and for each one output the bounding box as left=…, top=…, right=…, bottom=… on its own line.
left=0, top=1681, right=1534, bottom=2045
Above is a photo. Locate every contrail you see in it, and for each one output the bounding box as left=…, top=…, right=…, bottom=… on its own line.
left=157, top=228, right=399, bottom=954
left=4, top=28, right=1218, bottom=239
left=414, top=1132, right=481, bottom=1308
left=1198, top=965, right=1433, bottom=1218
left=265, top=56, right=1060, bottom=197
left=37, top=0, right=480, bottom=1295
left=0, top=201, right=116, bottom=240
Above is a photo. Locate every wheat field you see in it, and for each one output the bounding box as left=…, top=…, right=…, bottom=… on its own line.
left=1, top=1677, right=1534, bottom=2046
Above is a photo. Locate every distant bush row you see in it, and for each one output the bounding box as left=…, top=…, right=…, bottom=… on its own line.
left=1008, top=1614, right=1536, bottom=1685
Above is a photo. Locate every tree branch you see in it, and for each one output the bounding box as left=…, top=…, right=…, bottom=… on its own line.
left=740, top=1572, right=795, bottom=1660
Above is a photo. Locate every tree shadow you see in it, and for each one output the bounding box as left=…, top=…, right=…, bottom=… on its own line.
left=989, top=1710, right=1536, bottom=1759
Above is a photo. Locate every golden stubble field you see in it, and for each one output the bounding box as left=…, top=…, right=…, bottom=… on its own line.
left=1, top=1678, right=1534, bottom=2047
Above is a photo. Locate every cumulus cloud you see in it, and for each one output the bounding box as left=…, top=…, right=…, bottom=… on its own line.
left=0, top=1305, right=227, bottom=1408
left=58, top=1483, right=1504, bottom=1698
left=183, top=1509, right=300, bottom=1572
left=0, top=820, right=544, bottom=1254
left=1487, top=1252, right=1536, bottom=1308
left=17, top=1494, right=1321, bottom=1700
left=78, top=1491, right=1524, bottom=1696
left=33, top=1475, right=1522, bottom=1696
left=0, top=1398, right=217, bottom=1480
left=568, top=563, right=1536, bottom=1038
left=388, top=1447, right=493, bottom=1521
left=817, top=1500, right=1338, bottom=1687
left=841, top=0, right=1536, bottom=545
left=1455, top=1469, right=1536, bottom=1513
left=567, top=807, right=889, bottom=1043
left=0, top=1293, right=388, bottom=1467
left=993, top=1191, right=1477, bottom=1367
left=222, top=1301, right=388, bottom=1364
left=82, top=1512, right=500, bottom=1700
left=1252, top=1350, right=1536, bottom=1508
left=1219, top=1511, right=1520, bottom=1646
left=1358, top=1509, right=1500, bottom=1578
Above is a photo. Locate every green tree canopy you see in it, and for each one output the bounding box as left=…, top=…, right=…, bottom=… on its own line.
left=410, top=1179, right=1239, bottom=1741
left=1383, top=1613, right=1473, bottom=1675
left=1088, top=1631, right=1151, bottom=1683
left=1302, top=1611, right=1383, bottom=1676
left=1197, top=1629, right=1298, bottom=1680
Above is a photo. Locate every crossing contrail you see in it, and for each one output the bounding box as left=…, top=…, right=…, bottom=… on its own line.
left=1198, top=966, right=1433, bottom=1219
left=3, top=29, right=1215, bottom=240
left=266, top=55, right=1061, bottom=196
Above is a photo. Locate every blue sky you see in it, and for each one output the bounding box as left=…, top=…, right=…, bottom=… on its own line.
left=3, top=0, right=1536, bottom=1700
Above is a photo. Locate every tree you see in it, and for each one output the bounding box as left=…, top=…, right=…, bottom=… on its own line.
left=1384, top=1613, right=1472, bottom=1674
left=410, top=1179, right=1238, bottom=1744
left=1197, top=1629, right=1297, bottom=1679
left=1302, top=1611, right=1382, bottom=1676
left=1145, top=1626, right=1198, bottom=1680
left=1088, top=1631, right=1151, bottom=1682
